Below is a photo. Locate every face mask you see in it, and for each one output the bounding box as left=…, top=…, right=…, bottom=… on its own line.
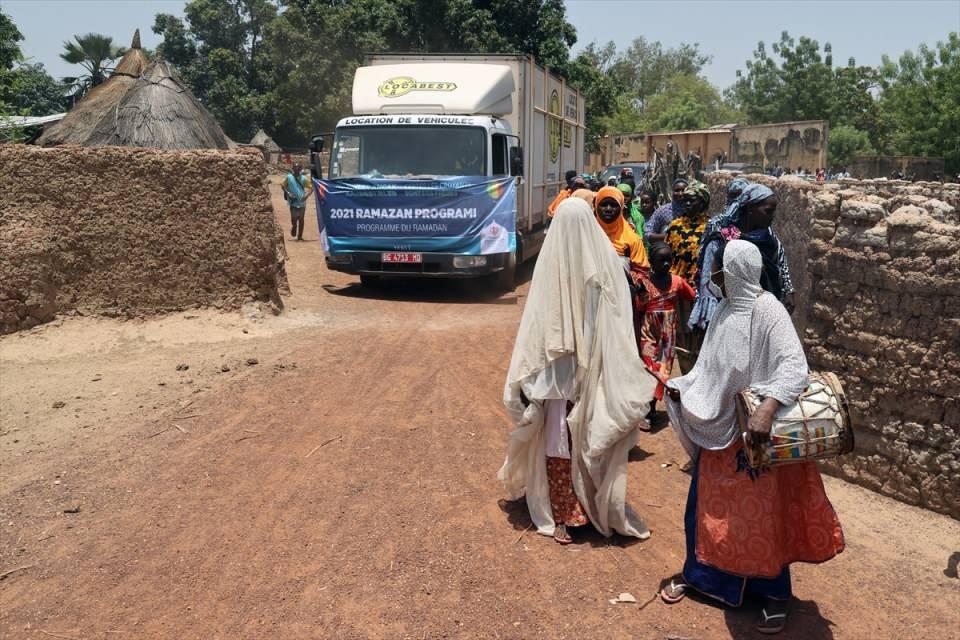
left=708, top=279, right=724, bottom=299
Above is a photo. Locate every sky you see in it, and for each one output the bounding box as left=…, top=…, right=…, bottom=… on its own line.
left=2, top=0, right=959, bottom=90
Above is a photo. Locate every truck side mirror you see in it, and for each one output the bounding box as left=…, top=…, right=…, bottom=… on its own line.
left=510, top=146, right=523, bottom=177
left=309, top=135, right=325, bottom=153
left=311, top=152, right=324, bottom=180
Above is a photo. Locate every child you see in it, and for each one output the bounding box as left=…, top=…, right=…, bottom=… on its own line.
left=635, top=242, right=696, bottom=419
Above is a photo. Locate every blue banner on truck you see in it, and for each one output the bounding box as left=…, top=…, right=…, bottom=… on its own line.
left=314, top=176, right=516, bottom=255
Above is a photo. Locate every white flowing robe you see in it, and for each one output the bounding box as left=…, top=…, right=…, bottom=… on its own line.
left=497, top=198, right=657, bottom=538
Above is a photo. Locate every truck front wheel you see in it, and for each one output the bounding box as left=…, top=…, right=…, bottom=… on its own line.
left=491, top=252, right=517, bottom=292
left=360, top=274, right=382, bottom=288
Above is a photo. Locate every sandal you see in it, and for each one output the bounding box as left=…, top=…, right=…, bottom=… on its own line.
left=553, top=524, right=573, bottom=545
left=659, top=578, right=687, bottom=604
left=756, top=600, right=788, bottom=634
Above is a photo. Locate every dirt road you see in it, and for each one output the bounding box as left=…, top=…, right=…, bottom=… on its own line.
left=1, top=179, right=957, bottom=639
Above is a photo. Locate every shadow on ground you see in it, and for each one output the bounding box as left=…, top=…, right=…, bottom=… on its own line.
left=321, top=256, right=537, bottom=305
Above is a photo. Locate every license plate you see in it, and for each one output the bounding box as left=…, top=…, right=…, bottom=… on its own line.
left=382, top=252, right=422, bottom=264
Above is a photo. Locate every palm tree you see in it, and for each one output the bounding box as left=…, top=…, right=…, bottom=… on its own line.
left=60, top=33, right=123, bottom=98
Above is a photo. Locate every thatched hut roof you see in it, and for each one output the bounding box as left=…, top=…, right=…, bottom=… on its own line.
left=250, top=128, right=282, bottom=153
left=37, top=30, right=229, bottom=150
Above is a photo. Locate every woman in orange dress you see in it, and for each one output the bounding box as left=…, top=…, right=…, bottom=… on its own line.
left=661, top=240, right=844, bottom=635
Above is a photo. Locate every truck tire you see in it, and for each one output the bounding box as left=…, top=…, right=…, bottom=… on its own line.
left=360, top=274, right=382, bottom=288
left=491, top=252, right=517, bottom=291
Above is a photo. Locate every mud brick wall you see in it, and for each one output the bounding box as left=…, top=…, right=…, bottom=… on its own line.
left=0, top=145, right=285, bottom=334
left=705, top=172, right=960, bottom=519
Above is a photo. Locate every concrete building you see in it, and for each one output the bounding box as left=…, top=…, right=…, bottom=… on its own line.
left=588, top=120, right=829, bottom=174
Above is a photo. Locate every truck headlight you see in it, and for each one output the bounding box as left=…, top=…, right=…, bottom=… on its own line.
left=453, top=256, right=488, bottom=268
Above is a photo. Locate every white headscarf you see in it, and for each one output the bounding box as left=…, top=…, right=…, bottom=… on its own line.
left=498, top=198, right=657, bottom=539
left=666, top=240, right=809, bottom=457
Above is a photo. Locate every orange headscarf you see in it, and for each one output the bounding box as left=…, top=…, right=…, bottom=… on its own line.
left=595, top=186, right=648, bottom=268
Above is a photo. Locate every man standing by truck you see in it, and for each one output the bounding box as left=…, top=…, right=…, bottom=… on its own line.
left=283, top=162, right=312, bottom=241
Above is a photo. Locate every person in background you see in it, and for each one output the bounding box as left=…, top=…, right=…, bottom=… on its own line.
left=645, top=178, right=688, bottom=243
left=617, top=183, right=645, bottom=237
left=725, top=177, right=750, bottom=205
left=569, top=187, right=595, bottom=208
left=620, top=167, right=636, bottom=192
left=634, top=242, right=696, bottom=421
left=664, top=180, right=711, bottom=373
left=547, top=170, right=581, bottom=218
left=594, top=186, right=649, bottom=270
left=665, top=181, right=710, bottom=287
left=660, top=240, right=844, bottom=635
left=283, top=162, right=312, bottom=241
left=638, top=188, right=658, bottom=251
left=498, top=198, right=657, bottom=546
left=816, top=168, right=825, bottom=184
left=692, top=183, right=796, bottom=330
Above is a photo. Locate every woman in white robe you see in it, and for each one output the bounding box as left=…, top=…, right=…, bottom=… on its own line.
left=497, top=198, right=657, bottom=544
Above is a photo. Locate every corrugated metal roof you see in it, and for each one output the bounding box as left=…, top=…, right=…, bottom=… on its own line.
left=0, top=113, right=66, bottom=130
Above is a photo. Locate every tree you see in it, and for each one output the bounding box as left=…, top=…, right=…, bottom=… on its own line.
left=726, top=32, right=834, bottom=125
left=153, top=0, right=280, bottom=142
left=154, top=0, right=579, bottom=145
left=9, top=63, right=67, bottom=115
left=607, top=36, right=711, bottom=115
left=565, top=43, right=618, bottom=151
left=60, top=33, right=123, bottom=96
left=878, top=33, right=960, bottom=174
left=0, top=10, right=23, bottom=71
left=828, top=124, right=875, bottom=169
left=640, top=74, right=739, bottom=132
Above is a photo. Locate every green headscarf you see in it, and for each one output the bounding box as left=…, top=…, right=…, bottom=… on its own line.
left=682, top=180, right=711, bottom=208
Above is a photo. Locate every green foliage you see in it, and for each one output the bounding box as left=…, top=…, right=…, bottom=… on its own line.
left=60, top=32, right=123, bottom=96
left=0, top=10, right=23, bottom=71
left=827, top=124, right=875, bottom=168
left=640, top=74, right=739, bottom=132
left=156, top=0, right=578, bottom=145
left=879, top=33, right=960, bottom=174
left=607, top=36, right=711, bottom=114
left=2, top=12, right=66, bottom=141
left=9, top=63, right=68, bottom=115
left=153, top=0, right=279, bottom=142
left=565, top=43, right=618, bottom=152
left=726, top=32, right=835, bottom=124
left=730, top=30, right=959, bottom=173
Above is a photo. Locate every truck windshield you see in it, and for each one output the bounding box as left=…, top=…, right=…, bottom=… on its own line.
left=330, top=126, right=486, bottom=179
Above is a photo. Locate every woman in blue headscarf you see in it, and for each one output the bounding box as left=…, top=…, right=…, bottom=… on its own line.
left=687, top=182, right=795, bottom=331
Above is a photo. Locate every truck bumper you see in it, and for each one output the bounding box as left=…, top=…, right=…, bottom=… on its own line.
left=325, top=252, right=511, bottom=278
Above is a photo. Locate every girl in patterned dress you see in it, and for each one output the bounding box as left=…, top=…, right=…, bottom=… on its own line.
left=635, top=242, right=696, bottom=419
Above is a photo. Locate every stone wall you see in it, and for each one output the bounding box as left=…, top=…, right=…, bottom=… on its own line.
left=0, top=145, right=286, bottom=334
left=704, top=172, right=960, bottom=519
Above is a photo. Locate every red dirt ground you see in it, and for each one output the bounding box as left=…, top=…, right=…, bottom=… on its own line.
left=1, top=178, right=957, bottom=640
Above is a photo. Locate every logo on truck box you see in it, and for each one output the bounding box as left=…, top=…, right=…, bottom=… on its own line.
left=549, top=90, right=561, bottom=163
left=378, top=77, right=458, bottom=98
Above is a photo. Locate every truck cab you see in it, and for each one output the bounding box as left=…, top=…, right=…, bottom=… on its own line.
left=311, top=55, right=584, bottom=288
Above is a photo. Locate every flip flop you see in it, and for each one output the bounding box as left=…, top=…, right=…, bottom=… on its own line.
left=659, top=578, right=687, bottom=604
left=553, top=525, right=573, bottom=545
left=756, top=606, right=788, bottom=634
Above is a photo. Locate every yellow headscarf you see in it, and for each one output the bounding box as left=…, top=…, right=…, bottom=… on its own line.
left=594, top=186, right=648, bottom=268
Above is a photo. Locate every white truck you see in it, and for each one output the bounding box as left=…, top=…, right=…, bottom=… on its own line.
left=310, top=53, right=586, bottom=287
